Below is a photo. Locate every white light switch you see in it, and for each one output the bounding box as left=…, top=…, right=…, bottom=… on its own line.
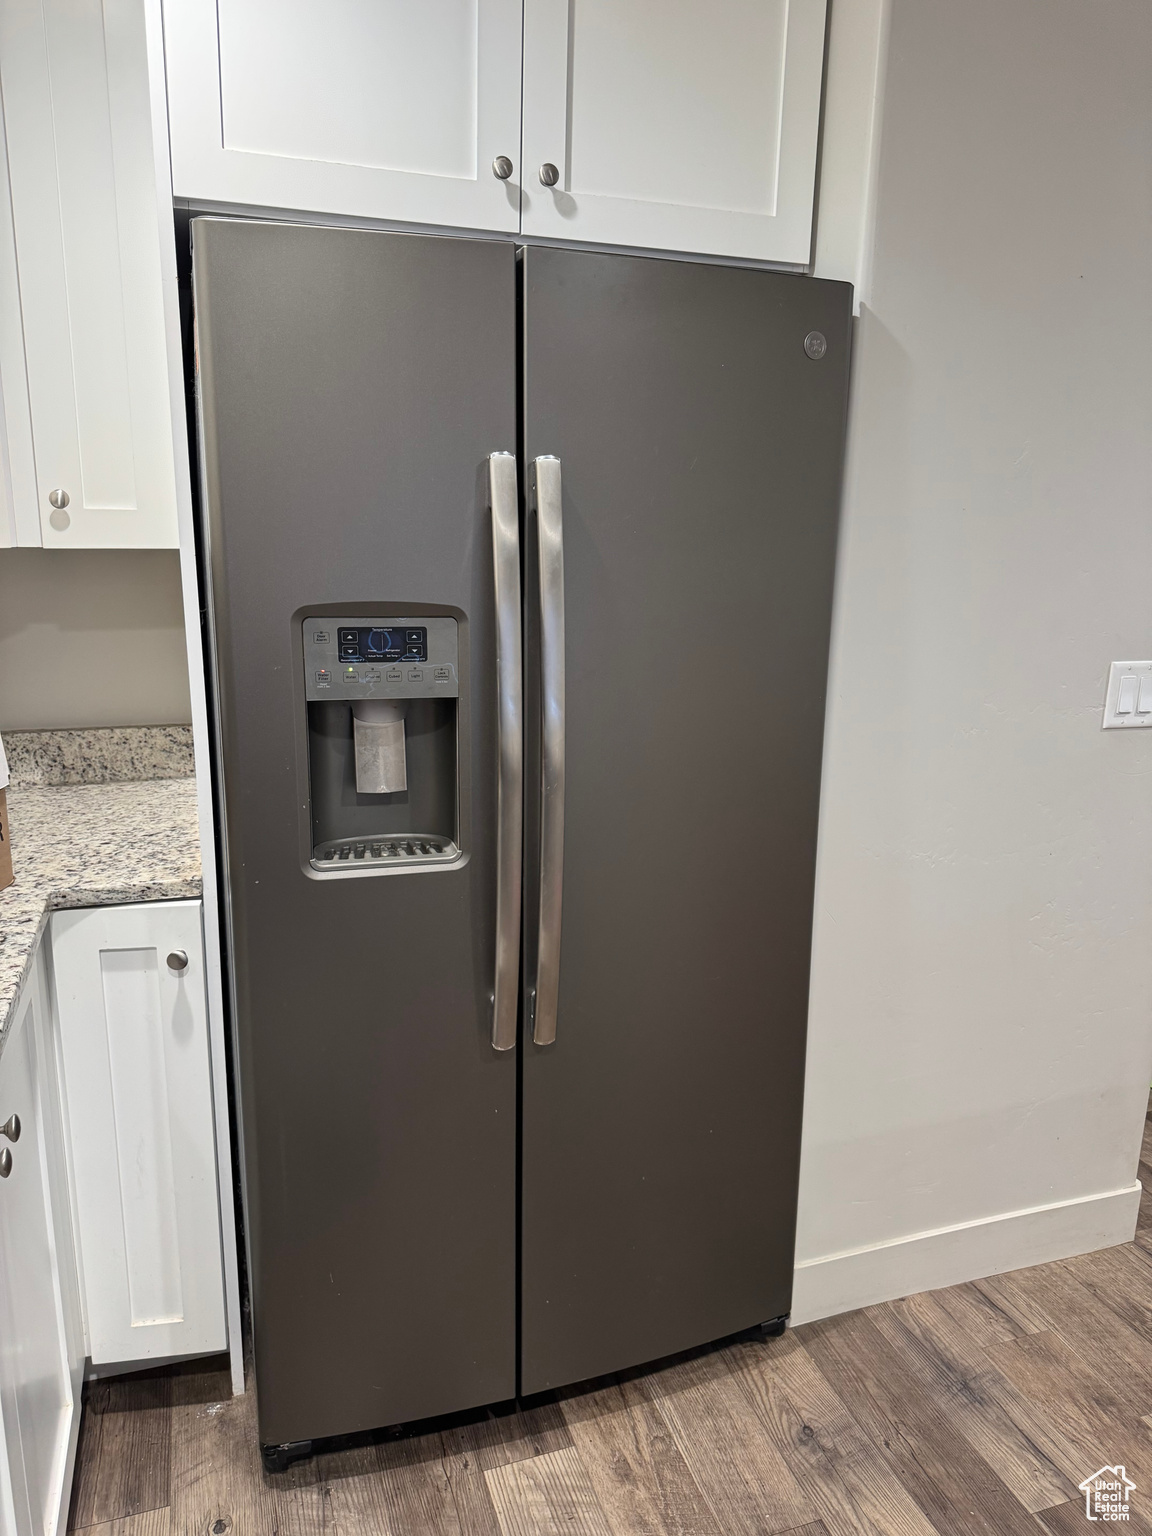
left=1103, top=661, right=1152, bottom=729
left=1117, top=675, right=1139, bottom=714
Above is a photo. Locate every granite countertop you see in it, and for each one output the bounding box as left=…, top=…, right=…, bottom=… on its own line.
left=0, top=727, right=202, bottom=1039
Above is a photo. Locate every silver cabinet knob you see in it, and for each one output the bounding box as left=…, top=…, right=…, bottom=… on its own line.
left=167, top=950, right=189, bottom=973
left=48, top=488, right=70, bottom=509
left=0, top=1114, right=20, bottom=1143
left=492, top=155, right=513, bottom=180
left=0, top=1148, right=10, bottom=1178
left=539, top=163, right=559, bottom=187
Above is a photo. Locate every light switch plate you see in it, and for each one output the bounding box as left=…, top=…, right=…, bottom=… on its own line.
left=1102, top=661, right=1152, bottom=729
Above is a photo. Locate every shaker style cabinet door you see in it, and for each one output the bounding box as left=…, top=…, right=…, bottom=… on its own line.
left=164, top=0, right=525, bottom=233
left=521, top=0, right=828, bottom=262
left=51, top=902, right=226, bottom=1367
left=0, top=951, right=83, bottom=1536
left=0, top=0, right=179, bottom=548
left=0, top=105, right=38, bottom=550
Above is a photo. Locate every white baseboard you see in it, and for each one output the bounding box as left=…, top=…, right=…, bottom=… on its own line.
left=790, top=1179, right=1142, bottom=1326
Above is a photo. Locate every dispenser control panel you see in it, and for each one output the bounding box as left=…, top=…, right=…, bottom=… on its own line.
left=303, top=616, right=459, bottom=701
left=338, top=626, right=426, bottom=662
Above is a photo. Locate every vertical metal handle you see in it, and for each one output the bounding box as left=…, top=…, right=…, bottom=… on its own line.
left=532, top=456, right=565, bottom=1046
left=490, top=452, right=523, bottom=1051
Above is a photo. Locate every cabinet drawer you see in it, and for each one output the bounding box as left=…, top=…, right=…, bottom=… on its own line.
left=51, top=902, right=225, bottom=1366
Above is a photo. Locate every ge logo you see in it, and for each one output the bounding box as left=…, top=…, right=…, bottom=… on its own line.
left=803, top=331, right=828, bottom=360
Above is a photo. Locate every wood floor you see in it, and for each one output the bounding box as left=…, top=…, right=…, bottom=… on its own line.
left=68, top=1106, right=1152, bottom=1536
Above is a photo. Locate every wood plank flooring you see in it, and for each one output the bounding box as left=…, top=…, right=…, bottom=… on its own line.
left=68, top=1100, right=1152, bottom=1536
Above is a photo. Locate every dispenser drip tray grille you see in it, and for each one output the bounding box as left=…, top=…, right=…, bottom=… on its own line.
left=313, top=834, right=459, bottom=869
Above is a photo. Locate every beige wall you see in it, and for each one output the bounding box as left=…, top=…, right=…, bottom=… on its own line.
left=795, top=0, right=1152, bottom=1316
left=0, top=549, right=191, bottom=730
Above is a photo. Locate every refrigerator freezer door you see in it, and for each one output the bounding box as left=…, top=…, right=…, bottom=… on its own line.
left=192, top=219, right=518, bottom=1444
left=520, top=246, right=851, bottom=1394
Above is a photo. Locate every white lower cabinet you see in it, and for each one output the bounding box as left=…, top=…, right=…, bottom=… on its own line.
left=0, top=948, right=83, bottom=1536
left=51, top=902, right=226, bottom=1367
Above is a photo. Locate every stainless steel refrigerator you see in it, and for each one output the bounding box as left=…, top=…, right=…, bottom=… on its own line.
left=191, top=217, right=850, bottom=1463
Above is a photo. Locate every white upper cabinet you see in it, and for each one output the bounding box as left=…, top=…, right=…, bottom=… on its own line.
left=521, top=0, right=827, bottom=261
left=0, top=106, right=38, bottom=551
left=162, top=0, right=827, bottom=264
left=0, top=0, right=179, bottom=548
left=164, top=0, right=525, bottom=232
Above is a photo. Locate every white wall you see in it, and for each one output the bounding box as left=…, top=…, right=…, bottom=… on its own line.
left=795, top=0, right=1152, bottom=1319
left=0, top=549, right=191, bottom=729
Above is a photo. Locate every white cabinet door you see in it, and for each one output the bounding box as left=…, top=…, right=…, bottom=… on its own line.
left=0, top=949, right=83, bottom=1536
left=164, top=0, right=525, bottom=234
left=521, top=0, right=827, bottom=262
left=51, top=902, right=226, bottom=1366
left=0, top=104, right=39, bottom=551
left=0, top=0, right=178, bottom=548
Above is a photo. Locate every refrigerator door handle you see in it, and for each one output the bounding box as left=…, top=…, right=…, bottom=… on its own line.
left=489, top=452, right=523, bottom=1052
left=531, top=455, right=565, bottom=1046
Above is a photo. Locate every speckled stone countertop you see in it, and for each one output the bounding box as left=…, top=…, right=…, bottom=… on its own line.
left=0, top=753, right=202, bottom=1042
left=4, top=725, right=194, bottom=787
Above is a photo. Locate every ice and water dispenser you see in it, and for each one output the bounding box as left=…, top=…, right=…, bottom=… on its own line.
left=302, top=617, right=460, bottom=870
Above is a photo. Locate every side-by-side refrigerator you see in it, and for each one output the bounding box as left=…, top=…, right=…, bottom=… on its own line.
left=191, top=217, right=851, bottom=1460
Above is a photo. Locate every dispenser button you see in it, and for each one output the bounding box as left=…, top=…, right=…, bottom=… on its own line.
left=343, top=666, right=359, bottom=682
left=386, top=668, right=403, bottom=682
left=433, top=666, right=451, bottom=682
left=361, top=667, right=380, bottom=682
left=407, top=668, right=424, bottom=683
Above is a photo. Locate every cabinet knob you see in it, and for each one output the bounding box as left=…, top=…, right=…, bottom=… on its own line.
left=0, top=1148, right=10, bottom=1178
left=167, top=950, right=189, bottom=973
left=539, top=163, right=560, bottom=187
left=492, top=155, right=513, bottom=180
left=0, top=1114, right=20, bottom=1143
left=48, top=488, right=70, bottom=509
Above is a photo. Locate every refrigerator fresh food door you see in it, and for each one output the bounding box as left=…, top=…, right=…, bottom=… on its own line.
left=520, top=245, right=851, bottom=1394
left=192, top=218, right=518, bottom=1445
